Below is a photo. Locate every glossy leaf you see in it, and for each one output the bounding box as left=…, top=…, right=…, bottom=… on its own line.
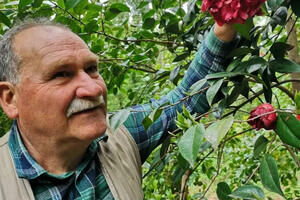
left=229, top=185, right=265, bottom=200
left=18, top=0, right=34, bottom=10
left=226, top=58, right=242, bottom=72
left=260, top=154, right=284, bottom=197
left=32, top=0, right=43, bottom=8
left=233, top=18, right=253, bottom=40
left=227, top=47, right=254, bottom=58
left=206, top=72, right=244, bottom=80
left=246, top=57, right=267, bottom=73
left=110, top=3, right=130, bottom=12
left=269, top=58, right=300, bottom=73
left=64, top=0, right=82, bottom=10
left=178, top=124, right=205, bottom=166
left=276, top=113, right=300, bottom=148
left=205, top=116, right=234, bottom=149
left=294, top=91, right=300, bottom=114
left=267, top=0, right=284, bottom=10
left=270, top=6, right=287, bottom=26
left=189, top=79, right=207, bottom=94
left=206, top=79, right=223, bottom=106
left=173, top=52, right=189, bottom=62
left=142, top=18, right=155, bottom=30
left=270, top=42, right=293, bottom=59
left=142, top=108, right=163, bottom=131
left=253, top=135, right=268, bottom=158
left=0, top=12, right=11, bottom=27
left=216, top=182, right=232, bottom=200
left=109, top=109, right=130, bottom=131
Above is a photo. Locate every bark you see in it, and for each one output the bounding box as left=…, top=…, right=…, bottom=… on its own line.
left=179, top=169, right=191, bottom=200
left=286, top=16, right=300, bottom=93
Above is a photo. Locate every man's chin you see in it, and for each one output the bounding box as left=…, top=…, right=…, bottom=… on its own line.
left=71, top=122, right=107, bottom=141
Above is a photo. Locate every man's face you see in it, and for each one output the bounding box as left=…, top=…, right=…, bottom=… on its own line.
left=13, top=25, right=107, bottom=142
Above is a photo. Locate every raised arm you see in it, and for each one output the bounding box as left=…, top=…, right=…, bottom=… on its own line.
left=124, top=24, right=238, bottom=162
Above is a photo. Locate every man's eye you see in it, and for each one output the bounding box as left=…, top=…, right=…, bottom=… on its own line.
left=53, top=71, right=70, bottom=79
left=85, top=66, right=98, bottom=74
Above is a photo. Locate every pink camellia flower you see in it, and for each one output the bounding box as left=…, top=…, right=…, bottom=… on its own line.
left=202, top=0, right=267, bottom=26
left=248, top=103, right=277, bottom=130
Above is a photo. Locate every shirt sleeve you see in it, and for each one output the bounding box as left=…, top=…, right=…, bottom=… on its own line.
left=123, top=27, right=239, bottom=163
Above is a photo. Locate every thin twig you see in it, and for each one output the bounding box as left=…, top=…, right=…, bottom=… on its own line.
left=283, top=143, right=300, bottom=168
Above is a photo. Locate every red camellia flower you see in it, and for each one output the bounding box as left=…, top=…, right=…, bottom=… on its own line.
left=248, top=103, right=277, bottom=130
left=297, top=115, right=300, bottom=121
left=202, top=0, right=267, bottom=26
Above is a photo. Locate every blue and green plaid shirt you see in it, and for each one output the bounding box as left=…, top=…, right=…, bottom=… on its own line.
left=8, top=27, right=238, bottom=200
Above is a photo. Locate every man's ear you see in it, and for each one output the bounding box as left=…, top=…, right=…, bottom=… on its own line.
left=0, top=82, right=18, bottom=119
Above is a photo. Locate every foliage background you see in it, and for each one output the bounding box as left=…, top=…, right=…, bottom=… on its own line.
left=0, top=0, right=300, bottom=199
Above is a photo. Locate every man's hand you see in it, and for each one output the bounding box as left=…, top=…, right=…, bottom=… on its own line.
left=214, top=23, right=237, bottom=42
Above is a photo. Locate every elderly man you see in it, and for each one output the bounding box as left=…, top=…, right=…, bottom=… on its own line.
left=0, top=18, right=237, bottom=199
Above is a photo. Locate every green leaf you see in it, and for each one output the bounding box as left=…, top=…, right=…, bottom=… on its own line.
left=142, top=108, right=163, bottom=131
left=139, top=30, right=154, bottom=39
left=204, top=116, right=234, bottom=149
left=109, top=109, right=130, bottom=131
left=32, top=0, right=43, bottom=8
left=245, top=57, right=267, bottom=73
left=73, top=0, right=88, bottom=14
left=276, top=113, right=300, bottom=148
left=142, top=9, right=155, bottom=21
left=291, top=0, right=300, bottom=17
left=110, top=3, right=130, bottom=13
left=253, top=135, right=269, bottom=158
left=173, top=52, right=189, bottom=62
left=229, top=185, right=265, bottom=200
left=260, top=154, right=285, bottom=197
left=169, top=66, right=180, bottom=84
left=137, top=1, right=149, bottom=9
left=183, top=0, right=198, bottom=25
left=233, top=18, right=254, bottom=40
left=142, top=18, right=156, bottom=30
left=142, top=116, right=153, bottom=131
left=206, top=79, right=223, bottom=106
left=267, top=0, right=284, bottom=10
left=206, top=72, right=244, bottom=80
left=84, top=20, right=99, bottom=33
left=105, top=3, right=130, bottom=21
left=189, top=79, right=207, bottom=94
left=0, top=12, right=11, bottom=27
left=269, top=58, right=300, bottom=73
left=64, top=0, right=82, bottom=10
left=271, top=6, right=288, bottom=26
left=178, top=124, right=205, bottom=166
left=18, top=0, right=34, bottom=10
left=227, top=47, right=254, bottom=58
left=270, top=42, right=293, bottom=59
left=226, top=58, right=242, bottom=72
left=216, top=182, right=232, bottom=200
left=294, top=91, right=300, bottom=114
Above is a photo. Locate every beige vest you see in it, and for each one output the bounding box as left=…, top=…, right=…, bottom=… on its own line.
left=0, top=125, right=143, bottom=200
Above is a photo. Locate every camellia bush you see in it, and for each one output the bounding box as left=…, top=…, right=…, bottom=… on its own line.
left=0, top=0, right=300, bottom=199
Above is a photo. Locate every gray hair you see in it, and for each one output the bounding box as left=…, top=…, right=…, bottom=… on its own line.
left=0, top=18, right=70, bottom=84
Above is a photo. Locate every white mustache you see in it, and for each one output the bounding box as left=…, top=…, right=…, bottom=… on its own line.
left=66, top=95, right=105, bottom=117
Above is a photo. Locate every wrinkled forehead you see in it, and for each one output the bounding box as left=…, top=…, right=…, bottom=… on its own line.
left=13, top=25, right=90, bottom=63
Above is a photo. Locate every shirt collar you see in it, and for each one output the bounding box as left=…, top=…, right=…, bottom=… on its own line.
left=8, top=120, right=107, bottom=180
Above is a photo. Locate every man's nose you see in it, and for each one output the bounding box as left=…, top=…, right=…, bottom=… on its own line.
left=75, top=71, right=104, bottom=99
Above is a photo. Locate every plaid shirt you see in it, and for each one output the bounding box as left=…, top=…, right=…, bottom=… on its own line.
left=8, top=27, right=238, bottom=200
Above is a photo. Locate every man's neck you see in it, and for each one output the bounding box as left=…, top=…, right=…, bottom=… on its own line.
left=17, top=125, right=91, bottom=175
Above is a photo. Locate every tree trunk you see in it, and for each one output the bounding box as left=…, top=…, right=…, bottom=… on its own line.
left=286, top=15, right=300, bottom=93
